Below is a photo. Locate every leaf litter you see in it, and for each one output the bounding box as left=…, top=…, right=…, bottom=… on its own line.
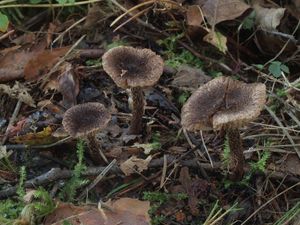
left=0, top=0, right=300, bottom=225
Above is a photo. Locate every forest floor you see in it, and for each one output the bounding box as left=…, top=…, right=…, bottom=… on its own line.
left=0, top=0, right=300, bottom=225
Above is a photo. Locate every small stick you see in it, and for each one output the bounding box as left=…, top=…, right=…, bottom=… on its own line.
left=1, top=100, right=22, bottom=145
left=78, top=159, right=117, bottom=200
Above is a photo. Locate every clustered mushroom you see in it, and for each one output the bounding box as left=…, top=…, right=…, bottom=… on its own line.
left=62, top=102, right=111, bottom=164
left=102, top=46, right=164, bottom=135
left=181, top=76, right=266, bottom=180
left=61, top=46, right=266, bottom=181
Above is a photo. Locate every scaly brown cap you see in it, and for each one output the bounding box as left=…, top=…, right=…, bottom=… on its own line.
left=62, top=102, right=111, bottom=138
left=102, top=46, right=164, bottom=89
left=181, top=76, right=266, bottom=132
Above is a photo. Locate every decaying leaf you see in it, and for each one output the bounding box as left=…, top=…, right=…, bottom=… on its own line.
left=0, top=81, right=35, bottom=107
left=10, top=126, right=57, bottom=146
left=24, top=47, right=70, bottom=81
left=203, top=30, right=228, bottom=53
left=120, top=155, right=152, bottom=176
left=0, top=50, right=35, bottom=82
left=186, top=5, right=203, bottom=27
left=199, top=0, right=250, bottom=26
left=171, top=65, right=211, bottom=91
left=254, top=4, right=285, bottom=31
left=278, top=155, right=300, bottom=176
left=44, top=198, right=150, bottom=225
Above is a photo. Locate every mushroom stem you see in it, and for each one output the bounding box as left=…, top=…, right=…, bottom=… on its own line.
left=129, top=87, right=144, bottom=135
left=86, top=134, right=109, bottom=164
left=227, top=128, right=244, bottom=181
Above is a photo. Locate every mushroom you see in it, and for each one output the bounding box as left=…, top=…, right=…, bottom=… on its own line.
left=181, top=76, right=266, bottom=180
left=62, top=102, right=111, bottom=164
left=102, top=46, right=164, bottom=135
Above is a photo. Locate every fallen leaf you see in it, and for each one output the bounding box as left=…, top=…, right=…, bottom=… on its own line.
left=278, top=155, right=300, bottom=176
left=0, top=81, right=35, bottom=107
left=133, top=142, right=160, bottom=154
left=120, top=155, right=152, bottom=176
left=287, top=88, right=300, bottom=109
left=198, top=0, right=250, bottom=26
left=0, top=50, right=35, bottom=82
left=10, top=126, right=57, bottom=146
left=203, top=30, right=228, bottom=53
left=171, top=65, right=211, bottom=91
left=44, top=198, right=150, bottom=225
left=254, top=4, right=285, bottom=31
left=24, top=47, right=70, bottom=81
left=186, top=5, right=203, bottom=27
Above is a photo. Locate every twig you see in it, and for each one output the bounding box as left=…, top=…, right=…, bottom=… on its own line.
left=78, top=159, right=117, bottom=200
left=264, top=105, right=300, bottom=159
left=159, top=154, right=167, bottom=189
left=0, top=29, right=15, bottom=42
left=0, top=0, right=103, bottom=8
left=1, top=100, right=22, bottom=145
left=241, top=181, right=300, bottom=225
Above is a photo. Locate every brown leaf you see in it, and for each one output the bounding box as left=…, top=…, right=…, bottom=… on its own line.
left=44, top=198, right=150, bottom=225
left=0, top=50, right=35, bottom=82
left=120, top=155, right=152, bottom=176
left=279, top=155, right=300, bottom=176
left=198, top=0, right=250, bottom=26
left=24, top=47, right=70, bottom=81
left=186, top=5, right=203, bottom=27
left=171, top=65, right=211, bottom=91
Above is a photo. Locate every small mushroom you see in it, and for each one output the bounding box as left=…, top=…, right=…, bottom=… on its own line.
left=62, top=102, right=111, bottom=164
left=181, top=76, right=266, bottom=180
left=102, top=46, right=164, bottom=135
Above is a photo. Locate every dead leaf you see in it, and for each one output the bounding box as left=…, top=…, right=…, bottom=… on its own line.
left=203, top=30, right=228, bottom=53
left=120, top=156, right=152, bottom=176
left=287, top=88, right=300, bottom=109
left=44, top=198, right=150, bottom=225
left=254, top=4, right=285, bottom=31
left=57, top=62, right=79, bottom=109
left=24, top=47, right=70, bottom=81
left=279, top=155, right=300, bottom=176
left=0, top=81, right=35, bottom=107
left=0, top=50, right=35, bottom=82
left=186, top=5, right=203, bottom=27
left=10, top=126, right=57, bottom=145
left=12, top=32, right=36, bottom=45
left=171, top=65, right=211, bottom=91
left=198, top=0, right=250, bottom=26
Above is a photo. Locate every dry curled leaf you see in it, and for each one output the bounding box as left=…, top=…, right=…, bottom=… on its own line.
left=44, top=198, right=150, bottom=225
left=0, top=81, right=35, bottom=107
left=203, top=30, right=228, bottom=53
left=120, top=155, right=152, bottom=176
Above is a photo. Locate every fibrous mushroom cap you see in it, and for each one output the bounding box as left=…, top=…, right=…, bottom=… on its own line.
left=181, top=76, right=266, bottom=132
left=62, top=102, right=111, bottom=138
left=102, top=46, right=164, bottom=89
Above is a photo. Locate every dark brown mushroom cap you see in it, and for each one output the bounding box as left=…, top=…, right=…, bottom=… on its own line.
left=181, top=76, right=266, bottom=132
left=62, top=102, right=111, bottom=138
left=102, top=46, right=164, bottom=89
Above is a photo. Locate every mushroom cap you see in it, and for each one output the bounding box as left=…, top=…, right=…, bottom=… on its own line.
left=102, top=46, right=164, bottom=89
left=62, top=102, right=111, bottom=138
left=181, top=76, right=266, bottom=132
